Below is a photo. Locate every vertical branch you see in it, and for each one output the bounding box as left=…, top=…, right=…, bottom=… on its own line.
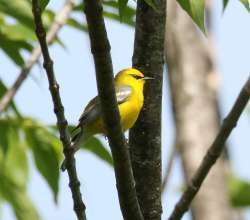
left=0, top=0, right=74, bottom=114
left=31, top=1, right=87, bottom=220
left=131, top=0, right=166, bottom=219
left=83, top=0, right=143, bottom=219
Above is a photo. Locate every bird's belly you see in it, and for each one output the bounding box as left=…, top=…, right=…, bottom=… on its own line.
left=119, top=101, right=141, bottom=131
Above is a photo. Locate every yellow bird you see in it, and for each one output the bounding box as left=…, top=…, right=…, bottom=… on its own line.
left=61, top=68, right=151, bottom=170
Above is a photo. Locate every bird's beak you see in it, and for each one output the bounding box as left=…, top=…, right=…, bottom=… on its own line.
left=141, top=76, right=154, bottom=80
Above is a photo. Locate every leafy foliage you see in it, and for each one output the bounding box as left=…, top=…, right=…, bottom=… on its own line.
left=223, top=0, right=229, bottom=10
left=0, top=0, right=81, bottom=66
left=39, top=0, right=50, bottom=11
left=118, top=0, right=129, bottom=19
left=173, top=0, right=250, bottom=32
left=0, top=80, right=21, bottom=116
left=223, top=0, right=250, bottom=12
left=66, top=18, right=88, bottom=32
left=74, top=0, right=136, bottom=27
left=24, top=121, right=61, bottom=202
left=0, top=0, right=34, bottom=66
left=80, top=137, right=113, bottom=166
left=0, top=175, right=41, bottom=220
left=0, top=0, right=34, bottom=28
left=0, top=0, right=135, bottom=67
left=0, top=116, right=41, bottom=220
left=227, top=175, right=250, bottom=208
left=0, top=117, right=62, bottom=201
left=176, top=0, right=205, bottom=32
left=1, top=0, right=250, bottom=66
left=239, top=0, right=250, bottom=11
left=0, top=114, right=112, bottom=218
left=0, top=81, right=112, bottom=218
left=0, top=34, right=33, bottom=66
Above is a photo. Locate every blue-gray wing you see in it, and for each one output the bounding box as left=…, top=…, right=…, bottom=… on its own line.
left=116, top=85, right=132, bottom=104
left=75, top=85, right=132, bottom=128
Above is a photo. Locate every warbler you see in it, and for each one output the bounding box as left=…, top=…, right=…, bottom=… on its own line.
left=61, top=68, right=151, bottom=171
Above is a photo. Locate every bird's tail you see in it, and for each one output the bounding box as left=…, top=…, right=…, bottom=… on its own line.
left=60, top=128, right=91, bottom=171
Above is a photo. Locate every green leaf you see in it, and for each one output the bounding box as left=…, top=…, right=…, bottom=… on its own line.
left=0, top=23, right=36, bottom=41
left=25, top=126, right=60, bottom=202
left=0, top=0, right=34, bottom=29
left=223, top=0, right=229, bottom=11
left=80, top=137, right=113, bottom=166
left=67, top=18, right=88, bottom=32
left=103, top=1, right=135, bottom=26
left=61, top=125, right=112, bottom=165
left=0, top=118, right=38, bottom=220
left=0, top=79, right=21, bottom=116
left=73, top=3, right=84, bottom=11
left=176, top=0, right=205, bottom=33
left=227, top=175, right=250, bottom=208
left=0, top=34, right=33, bottom=66
left=239, top=0, right=250, bottom=11
left=42, top=9, right=55, bottom=28
left=103, top=11, right=134, bottom=26
left=0, top=121, right=10, bottom=154
left=40, top=0, right=50, bottom=11
left=118, top=0, right=129, bottom=19
left=54, top=36, right=67, bottom=50
left=0, top=118, right=28, bottom=187
left=0, top=174, right=40, bottom=220
left=4, top=127, right=29, bottom=188
left=74, top=1, right=135, bottom=27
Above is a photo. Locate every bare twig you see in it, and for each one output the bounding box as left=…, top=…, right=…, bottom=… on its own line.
left=84, top=0, right=143, bottom=220
left=162, top=145, right=177, bottom=194
left=168, top=76, right=250, bottom=220
left=0, top=0, right=74, bottom=114
left=31, top=1, right=87, bottom=220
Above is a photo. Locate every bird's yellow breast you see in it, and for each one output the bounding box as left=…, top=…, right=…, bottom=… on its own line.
left=118, top=88, right=144, bottom=131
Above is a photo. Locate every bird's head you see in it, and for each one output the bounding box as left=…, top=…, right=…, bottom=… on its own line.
left=115, top=68, right=153, bottom=88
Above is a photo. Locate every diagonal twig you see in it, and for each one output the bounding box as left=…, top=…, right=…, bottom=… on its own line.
left=83, top=0, right=143, bottom=220
left=31, top=1, right=87, bottom=220
left=0, top=0, right=74, bottom=114
left=168, top=76, right=250, bottom=220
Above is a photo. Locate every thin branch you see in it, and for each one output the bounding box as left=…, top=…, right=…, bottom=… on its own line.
left=31, top=1, right=87, bottom=220
left=83, top=0, right=143, bottom=220
left=168, top=76, right=250, bottom=220
left=0, top=0, right=74, bottom=114
left=162, top=144, right=177, bottom=194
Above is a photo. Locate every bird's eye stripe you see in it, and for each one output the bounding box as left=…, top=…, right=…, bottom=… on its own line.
left=130, top=74, right=143, bottom=80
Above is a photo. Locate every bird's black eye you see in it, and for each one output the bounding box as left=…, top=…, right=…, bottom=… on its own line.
left=130, top=74, right=143, bottom=80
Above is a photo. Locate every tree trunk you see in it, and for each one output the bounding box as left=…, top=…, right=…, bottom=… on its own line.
left=165, top=1, right=232, bottom=219
left=130, top=0, right=166, bottom=219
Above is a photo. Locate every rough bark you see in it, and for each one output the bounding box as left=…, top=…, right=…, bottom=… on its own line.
left=130, top=0, right=166, bottom=220
left=165, top=1, right=232, bottom=219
